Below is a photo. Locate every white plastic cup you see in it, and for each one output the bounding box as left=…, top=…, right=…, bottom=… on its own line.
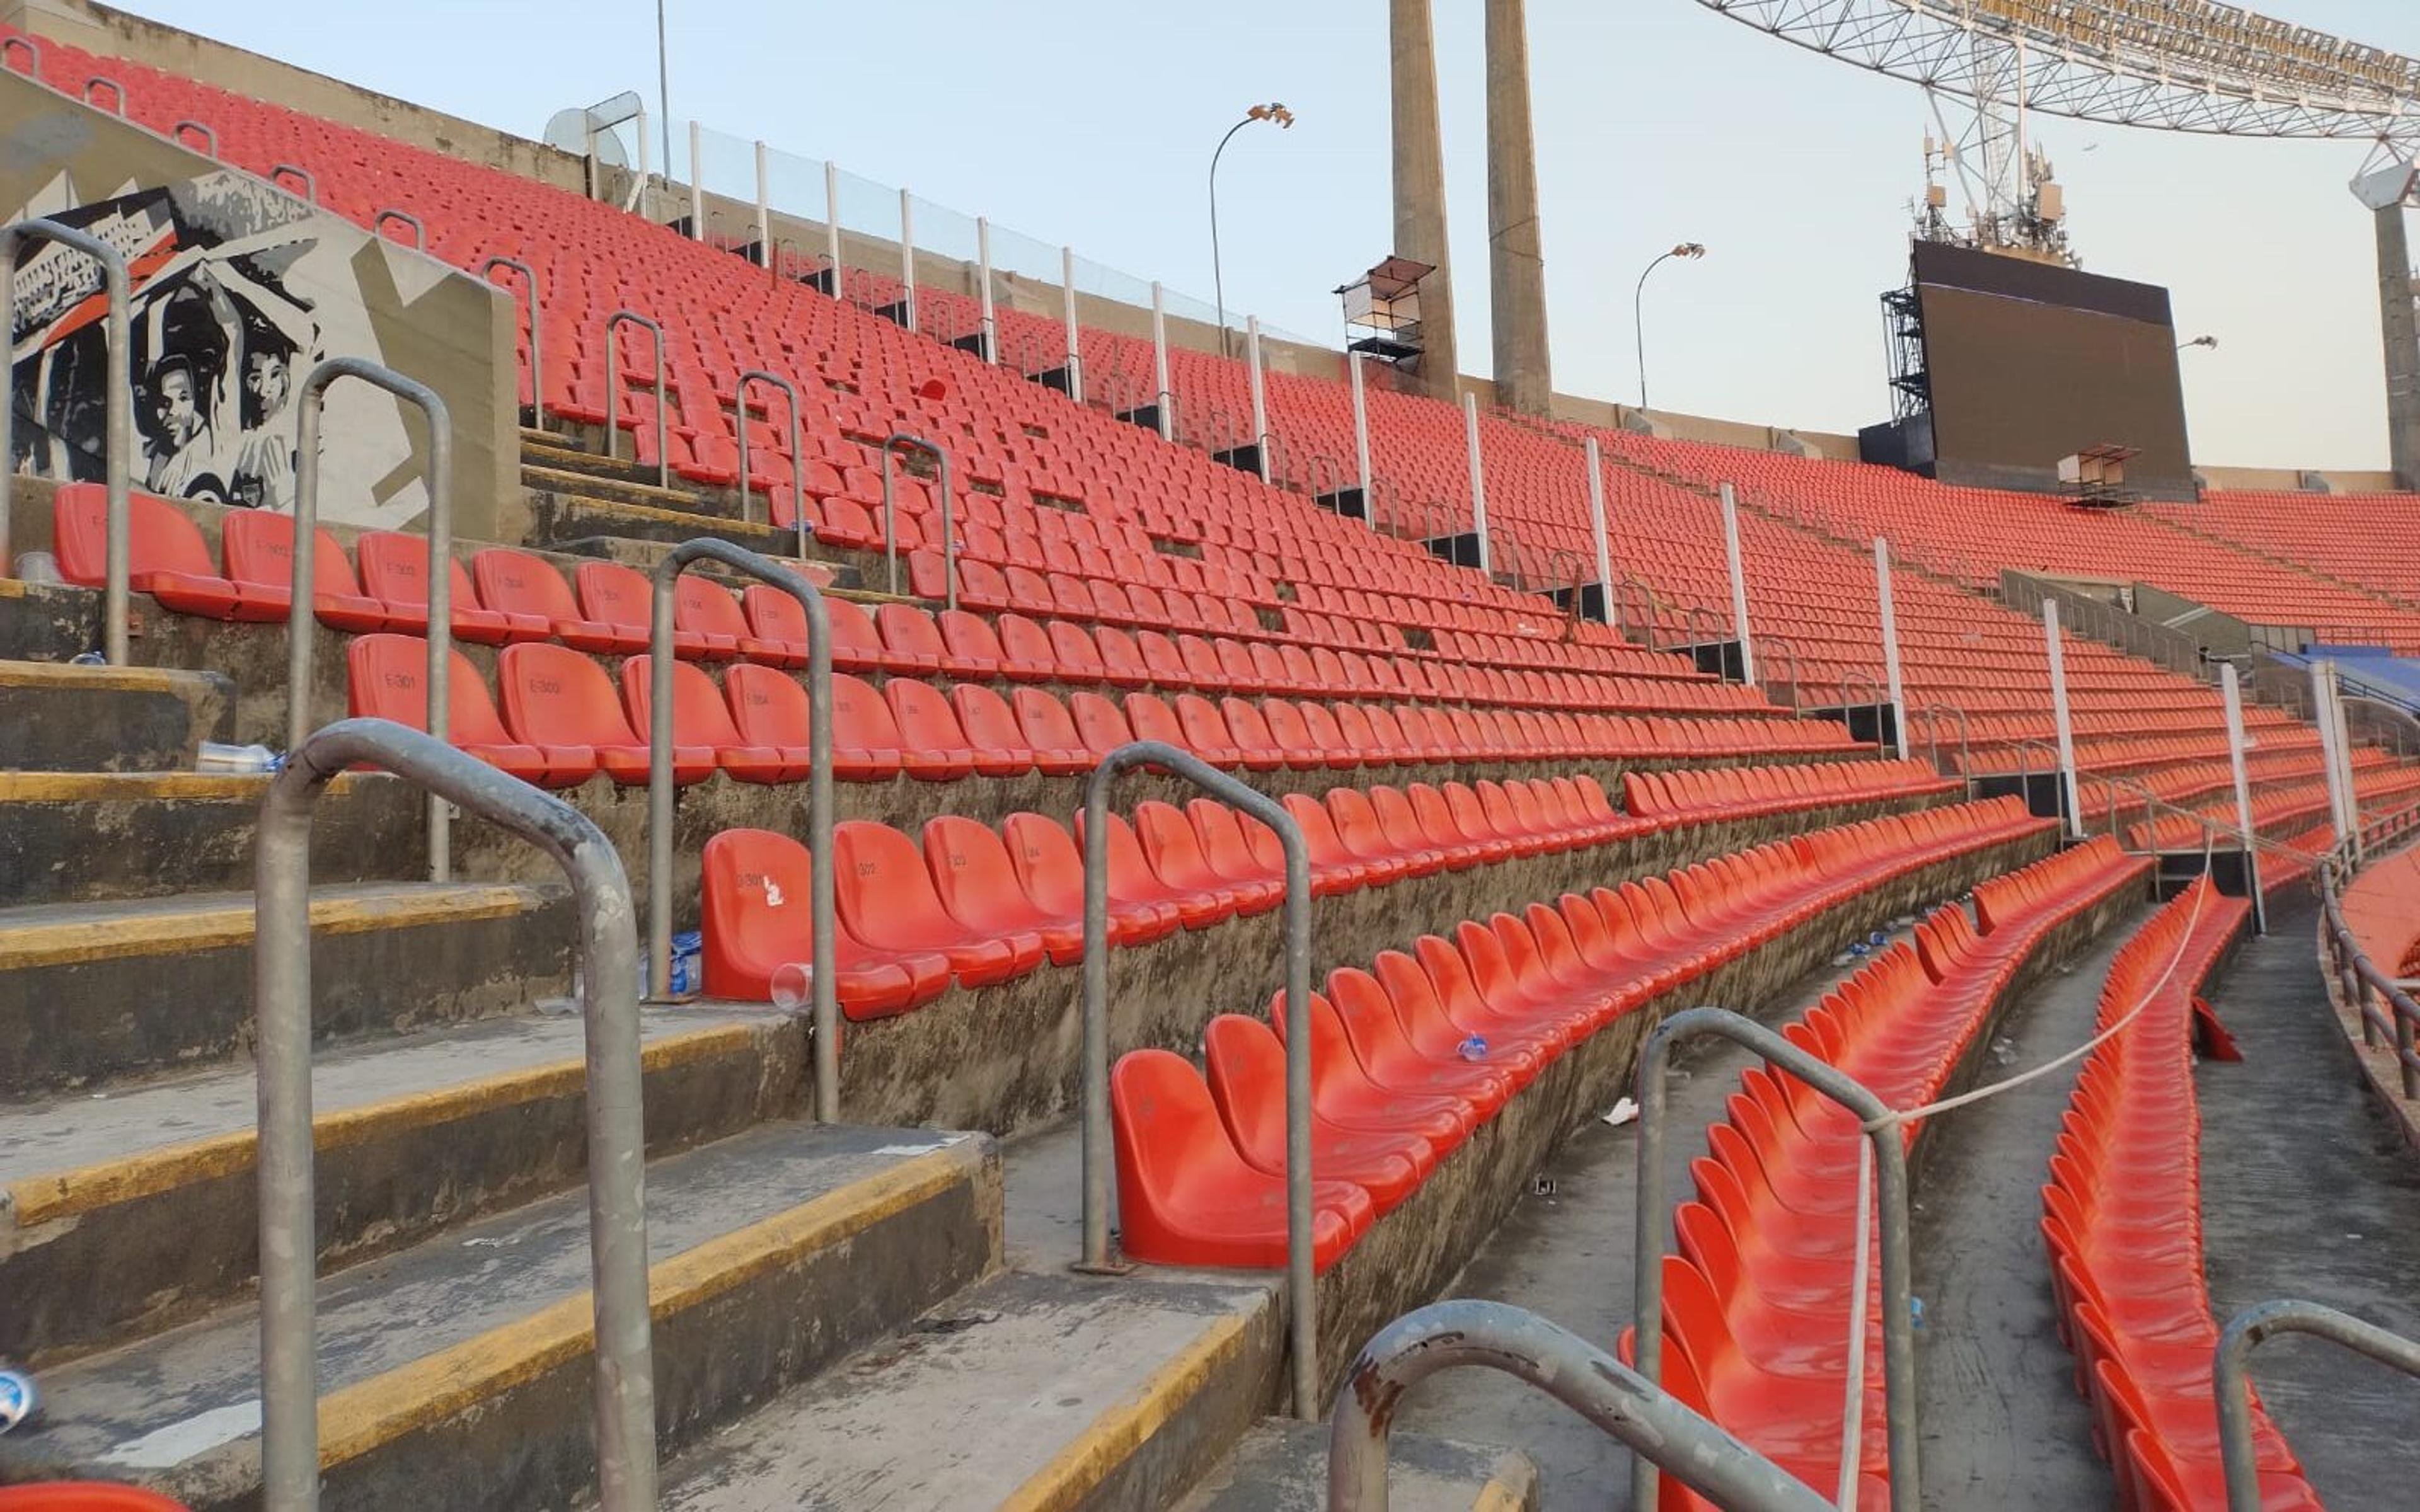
left=769, top=960, right=815, bottom=1011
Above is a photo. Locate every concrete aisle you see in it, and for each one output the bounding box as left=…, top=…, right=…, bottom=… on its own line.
left=2196, top=893, right=2420, bottom=1506
left=1906, top=907, right=2139, bottom=1509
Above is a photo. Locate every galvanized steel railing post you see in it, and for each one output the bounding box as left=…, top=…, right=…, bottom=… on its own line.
left=270, top=163, right=318, bottom=203
left=602, top=309, right=669, bottom=488
left=822, top=159, right=843, bottom=295
left=1078, top=740, right=1318, bottom=1419
left=1463, top=394, right=1491, bottom=574
left=372, top=209, right=426, bottom=249
left=481, top=256, right=543, bottom=432
left=896, top=186, right=918, bottom=333
left=1328, top=1300, right=1831, bottom=1512
left=1351, top=352, right=1374, bottom=515
left=879, top=432, right=954, bottom=610
left=1876, top=537, right=1908, bottom=760
left=1060, top=244, right=1083, bottom=405
left=288, top=357, right=452, bottom=878
left=1719, top=482, right=1757, bottom=685
left=1632, top=1007, right=1920, bottom=1509
left=1245, top=316, right=1270, bottom=484
left=253, top=719, right=657, bottom=1512
left=1150, top=280, right=1173, bottom=440
left=0, top=218, right=130, bottom=662
left=173, top=118, right=218, bottom=157
left=733, top=369, right=807, bottom=537
left=976, top=215, right=998, bottom=363
left=82, top=74, right=123, bottom=113
left=647, top=539, right=838, bottom=1120
left=2216, top=1302, right=2420, bottom=1511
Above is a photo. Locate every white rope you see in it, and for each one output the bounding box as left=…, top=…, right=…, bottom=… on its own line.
left=1829, top=834, right=2217, bottom=1505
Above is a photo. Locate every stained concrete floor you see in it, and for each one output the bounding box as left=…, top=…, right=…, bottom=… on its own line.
left=2196, top=893, right=2420, bottom=1507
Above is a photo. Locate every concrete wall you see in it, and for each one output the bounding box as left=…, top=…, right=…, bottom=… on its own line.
left=0, top=66, right=517, bottom=537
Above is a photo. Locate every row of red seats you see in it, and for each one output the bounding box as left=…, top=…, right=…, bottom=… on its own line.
left=2128, top=769, right=2420, bottom=852
left=1639, top=836, right=2153, bottom=1507
left=347, top=631, right=1869, bottom=791
left=1622, top=761, right=1952, bottom=822
left=2039, top=878, right=2311, bottom=1509
left=1110, top=797, right=2057, bottom=1271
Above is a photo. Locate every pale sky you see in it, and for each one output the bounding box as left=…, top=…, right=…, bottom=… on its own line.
left=115, top=0, right=2420, bottom=470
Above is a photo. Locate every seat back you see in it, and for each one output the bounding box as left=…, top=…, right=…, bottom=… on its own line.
left=224, top=509, right=366, bottom=597
left=831, top=672, right=907, bottom=754
left=1001, top=811, right=1085, bottom=914
left=619, top=655, right=747, bottom=746
left=472, top=547, right=580, bottom=621
left=699, top=827, right=814, bottom=999
left=723, top=662, right=810, bottom=745
left=1201, top=1013, right=1289, bottom=1169
left=344, top=632, right=516, bottom=745
left=497, top=641, right=639, bottom=746
left=572, top=558, right=655, bottom=633
left=358, top=530, right=479, bottom=610
left=674, top=575, right=754, bottom=641
left=52, top=483, right=214, bottom=584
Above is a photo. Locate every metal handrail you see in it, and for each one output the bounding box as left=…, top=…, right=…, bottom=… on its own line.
left=1632, top=1007, right=1920, bottom=1508
left=1, top=33, right=42, bottom=73
left=1838, top=670, right=1886, bottom=750
left=2216, top=1302, right=2420, bottom=1509
left=269, top=163, right=317, bottom=203
left=0, top=218, right=132, bottom=663
left=1758, top=634, right=1803, bottom=709
left=1078, top=741, right=1318, bottom=1418
left=172, top=118, right=217, bottom=157
left=480, top=256, right=543, bottom=432
left=1304, top=452, right=1345, bottom=504
left=82, top=74, right=123, bottom=113
left=372, top=208, right=425, bottom=250
left=647, top=539, right=838, bottom=1119
left=1327, top=1300, right=1831, bottom=1512
left=285, top=357, right=454, bottom=878
left=880, top=431, right=955, bottom=609
left=2320, top=859, right=2420, bottom=1099
left=252, top=719, right=657, bottom=1512
left=1916, top=700, right=1972, bottom=779
left=603, top=308, right=669, bottom=488
left=733, top=369, right=807, bottom=541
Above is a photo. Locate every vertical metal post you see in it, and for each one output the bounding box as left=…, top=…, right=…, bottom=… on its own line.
left=2217, top=1302, right=2420, bottom=1512
left=1151, top=281, right=1173, bottom=440
left=1246, top=316, right=1270, bottom=483
left=822, top=160, right=844, bottom=295
left=880, top=433, right=955, bottom=612
left=1876, top=537, right=1908, bottom=760
left=1463, top=392, right=1490, bottom=573
left=1586, top=436, right=1615, bottom=622
left=647, top=541, right=838, bottom=1118
left=686, top=121, right=704, bottom=239
left=2220, top=663, right=2267, bottom=932
left=1351, top=352, right=1373, bottom=520
left=976, top=215, right=998, bottom=364
left=255, top=721, right=657, bottom=1512
left=481, top=256, right=542, bottom=431
left=1061, top=245, right=1083, bottom=404
left=732, top=369, right=805, bottom=537
left=0, top=220, right=132, bottom=662
left=752, top=139, right=771, bottom=268
left=603, top=310, right=669, bottom=490
left=897, top=187, right=918, bottom=333
left=2311, top=660, right=2355, bottom=849
left=1078, top=743, right=1316, bottom=1418
left=2044, top=599, right=2084, bottom=840
left=287, top=358, right=453, bottom=878
left=1717, top=483, right=1757, bottom=685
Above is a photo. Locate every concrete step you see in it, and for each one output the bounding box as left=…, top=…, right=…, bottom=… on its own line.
left=0, top=881, right=574, bottom=1096
left=0, top=770, right=423, bottom=907
left=1175, top=1419, right=1538, bottom=1511
left=0, top=1121, right=999, bottom=1512
left=0, top=576, right=94, bottom=662
left=516, top=486, right=796, bottom=557
left=0, top=659, right=234, bottom=771
left=520, top=460, right=727, bottom=514
left=0, top=998, right=807, bottom=1363
left=648, top=1266, right=1283, bottom=1512
left=520, top=435, right=684, bottom=491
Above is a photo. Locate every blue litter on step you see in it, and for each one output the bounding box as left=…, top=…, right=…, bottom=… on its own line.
left=1457, top=1035, right=1489, bottom=1062
left=0, top=1368, right=36, bottom=1434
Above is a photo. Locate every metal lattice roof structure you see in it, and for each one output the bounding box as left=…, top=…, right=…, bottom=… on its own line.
left=1693, top=1, right=2420, bottom=159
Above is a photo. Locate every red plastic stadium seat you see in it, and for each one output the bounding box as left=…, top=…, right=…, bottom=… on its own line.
left=1201, top=1014, right=1429, bottom=1212
left=882, top=677, right=984, bottom=780
left=1110, top=1048, right=1371, bottom=1271
left=921, top=815, right=1086, bottom=965
left=699, top=828, right=950, bottom=1017
left=1006, top=687, right=1095, bottom=775
left=574, top=559, right=715, bottom=659
left=949, top=683, right=1061, bottom=776
left=1000, top=811, right=1180, bottom=945
left=221, top=510, right=391, bottom=631
left=832, top=820, right=1042, bottom=987
left=357, top=530, right=541, bottom=643
left=721, top=662, right=900, bottom=781
left=617, top=656, right=792, bottom=782
left=52, top=483, right=280, bottom=621
left=0, top=1486, right=196, bottom=1511
left=496, top=641, right=713, bottom=785
left=675, top=574, right=780, bottom=662
left=344, top=632, right=569, bottom=785
left=472, top=547, right=643, bottom=653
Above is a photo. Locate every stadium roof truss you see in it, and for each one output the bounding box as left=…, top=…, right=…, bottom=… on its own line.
left=1693, top=1, right=2420, bottom=174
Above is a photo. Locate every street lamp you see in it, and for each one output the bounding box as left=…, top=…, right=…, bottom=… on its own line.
left=2179, top=334, right=2218, bottom=352
left=1211, top=103, right=1294, bottom=360
left=1634, top=241, right=1707, bottom=413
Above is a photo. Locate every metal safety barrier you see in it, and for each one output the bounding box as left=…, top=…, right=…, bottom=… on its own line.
left=173, top=118, right=217, bottom=157
left=252, top=719, right=657, bottom=1512
left=602, top=308, right=669, bottom=488
left=270, top=163, right=317, bottom=203
left=1915, top=700, right=1971, bottom=781
left=879, top=431, right=954, bottom=609
left=1757, top=634, right=1802, bottom=709
left=480, top=256, right=543, bottom=432
left=647, top=539, right=838, bottom=1120
left=2320, top=857, right=2420, bottom=1100
left=1076, top=741, right=1319, bottom=1418
left=1327, top=1300, right=1832, bottom=1512
left=732, top=369, right=806, bottom=541
left=0, top=33, right=42, bottom=73
left=2216, top=1301, right=2420, bottom=1510
left=372, top=208, right=425, bottom=250
left=287, top=357, right=454, bottom=878
left=0, top=217, right=132, bottom=662
left=1837, top=670, right=1886, bottom=750
left=1632, top=1007, right=1920, bottom=1508
left=82, top=74, right=122, bottom=113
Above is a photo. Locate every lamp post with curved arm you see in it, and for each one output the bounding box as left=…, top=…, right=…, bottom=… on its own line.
left=1634, top=241, right=1707, bottom=413
left=1211, top=103, right=1294, bottom=360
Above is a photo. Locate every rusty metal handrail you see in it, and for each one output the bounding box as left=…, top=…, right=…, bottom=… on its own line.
left=253, top=719, right=657, bottom=1512
left=603, top=308, right=669, bottom=488
left=1078, top=742, right=1317, bottom=1419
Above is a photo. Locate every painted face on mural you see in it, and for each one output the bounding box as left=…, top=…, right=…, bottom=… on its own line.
left=245, top=346, right=289, bottom=418
left=152, top=362, right=204, bottom=445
